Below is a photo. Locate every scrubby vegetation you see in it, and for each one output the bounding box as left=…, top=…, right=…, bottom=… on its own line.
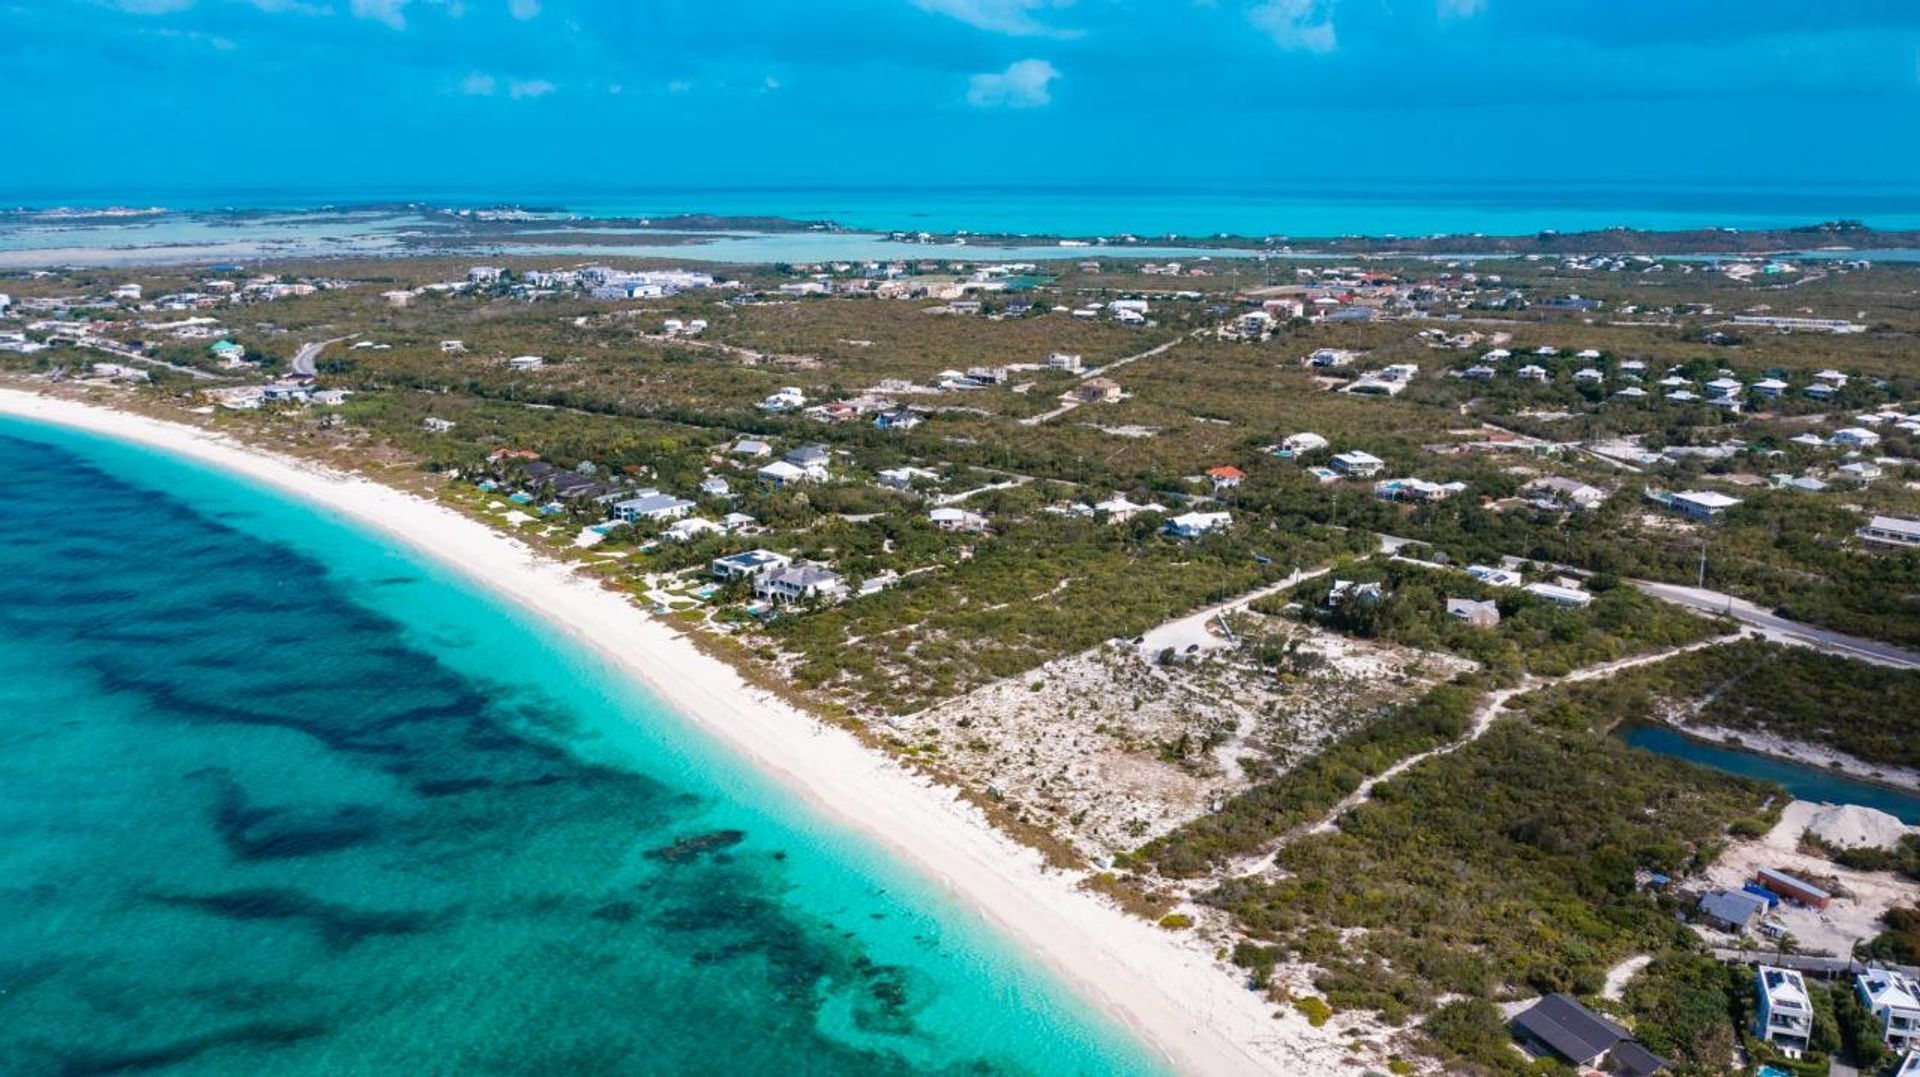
left=1199, top=711, right=1772, bottom=1024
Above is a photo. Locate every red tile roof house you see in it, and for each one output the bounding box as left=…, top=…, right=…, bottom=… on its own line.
left=1206, top=465, right=1246, bottom=490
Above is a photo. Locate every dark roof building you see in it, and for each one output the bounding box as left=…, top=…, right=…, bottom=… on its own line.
left=1510, top=993, right=1666, bottom=1074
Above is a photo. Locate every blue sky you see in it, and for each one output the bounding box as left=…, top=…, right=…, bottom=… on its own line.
left=4, top=0, right=1919, bottom=196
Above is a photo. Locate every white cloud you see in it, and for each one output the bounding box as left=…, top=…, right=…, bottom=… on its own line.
left=507, top=0, right=539, bottom=18
left=912, top=0, right=1073, bottom=38
left=666, top=79, right=692, bottom=94
left=349, top=0, right=407, bottom=28
left=1249, top=0, right=1336, bottom=52
left=508, top=78, right=554, bottom=98
left=966, top=58, right=1059, bottom=109
left=1437, top=0, right=1483, bottom=17
left=460, top=72, right=496, bottom=95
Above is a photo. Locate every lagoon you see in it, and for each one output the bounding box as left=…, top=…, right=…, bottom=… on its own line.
left=1619, top=724, right=1920, bottom=825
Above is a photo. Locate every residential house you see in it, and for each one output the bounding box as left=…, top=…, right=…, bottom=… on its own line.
left=1752, top=378, right=1789, bottom=398
left=1093, top=495, right=1166, bottom=521
left=1206, top=465, right=1246, bottom=490
left=731, top=438, right=773, bottom=459
left=209, top=340, right=246, bottom=364
left=1278, top=432, right=1329, bottom=456
left=663, top=518, right=725, bottom=542
left=1164, top=511, right=1231, bottom=539
left=1697, top=889, right=1770, bottom=933
left=878, top=466, right=939, bottom=491
left=1756, top=966, right=1815, bottom=1058
left=1832, top=427, right=1883, bottom=450
left=929, top=507, right=989, bottom=533
left=423, top=417, right=455, bottom=433
left=1525, top=477, right=1607, bottom=511
left=711, top=549, right=791, bottom=581
left=1509, top=994, right=1668, bottom=1077
left=785, top=444, right=831, bottom=470
left=874, top=407, right=923, bottom=431
left=1374, top=478, right=1466, bottom=503
left=1614, top=386, right=1649, bottom=399
left=1517, top=364, right=1550, bottom=382
left=1446, top=598, right=1501, bottom=628
left=1467, top=564, right=1523, bottom=588
left=507, top=355, right=545, bottom=371
left=1839, top=461, right=1884, bottom=483
left=699, top=476, right=732, bottom=497
left=760, top=387, right=807, bottom=412
left=1307, top=348, right=1359, bottom=368
left=1666, top=490, right=1742, bottom=519
left=1858, top=516, right=1920, bottom=549
left=611, top=493, right=695, bottom=524
left=1047, top=352, right=1084, bottom=373
left=757, top=461, right=818, bottom=487
left=1574, top=367, right=1605, bottom=383
left=1331, top=450, right=1385, bottom=478
left=1327, top=579, right=1385, bottom=607
left=1858, top=968, right=1920, bottom=1054
left=1074, top=377, right=1123, bottom=404
left=754, top=563, right=847, bottom=605
left=1525, top=581, right=1593, bottom=609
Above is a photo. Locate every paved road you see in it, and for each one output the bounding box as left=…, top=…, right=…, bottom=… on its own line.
left=1632, top=580, right=1920, bottom=670
left=289, top=337, right=345, bottom=378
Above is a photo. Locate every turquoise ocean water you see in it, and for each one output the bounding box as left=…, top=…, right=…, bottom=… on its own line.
left=0, top=417, right=1162, bottom=1077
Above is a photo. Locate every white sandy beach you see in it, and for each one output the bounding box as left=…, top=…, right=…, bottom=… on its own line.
left=0, top=388, right=1333, bottom=1076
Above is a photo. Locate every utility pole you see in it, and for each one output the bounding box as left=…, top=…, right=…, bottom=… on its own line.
left=1697, top=535, right=1708, bottom=589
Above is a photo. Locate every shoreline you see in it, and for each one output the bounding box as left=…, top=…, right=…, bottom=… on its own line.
left=0, top=388, right=1311, bottom=1076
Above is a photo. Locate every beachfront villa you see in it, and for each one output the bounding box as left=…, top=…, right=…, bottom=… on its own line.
left=1756, top=965, right=1814, bottom=1058
left=1858, top=968, right=1920, bottom=1054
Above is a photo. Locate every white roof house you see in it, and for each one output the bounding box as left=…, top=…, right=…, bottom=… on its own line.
left=757, top=460, right=819, bottom=486
left=1093, top=495, right=1167, bottom=521
left=1757, top=966, right=1814, bottom=1058
left=1524, top=581, right=1592, bottom=608
left=1279, top=432, right=1330, bottom=455
left=1669, top=490, right=1741, bottom=518
left=1858, top=969, right=1920, bottom=1054
left=507, top=354, right=545, bottom=370
left=760, top=387, right=808, bottom=412
left=612, top=493, right=695, bottom=523
left=663, top=517, right=726, bottom=542
left=929, top=507, right=990, bottom=532
left=1164, top=511, right=1231, bottom=539
left=731, top=438, right=773, bottom=458
left=1859, top=516, right=1920, bottom=549
left=711, top=549, right=791, bottom=580
left=1466, top=564, right=1523, bottom=588
left=1331, top=450, right=1385, bottom=477
left=1832, top=427, right=1883, bottom=448
left=753, top=563, right=847, bottom=605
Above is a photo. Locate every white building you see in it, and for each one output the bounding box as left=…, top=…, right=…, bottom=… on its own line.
left=1667, top=490, right=1742, bottom=519
left=507, top=355, right=545, bottom=371
left=1857, top=968, right=1920, bottom=1054
left=1755, top=966, right=1814, bottom=1058
left=612, top=493, right=695, bottom=523
left=760, top=387, right=808, bottom=412
left=929, top=507, right=989, bottom=533
left=1330, top=451, right=1385, bottom=477
left=1164, top=511, right=1231, bottom=539
left=1524, top=582, right=1592, bottom=609
left=711, top=549, right=791, bottom=581
left=1859, top=516, right=1920, bottom=549
left=754, top=563, right=847, bottom=605
left=1279, top=432, right=1329, bottom=455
